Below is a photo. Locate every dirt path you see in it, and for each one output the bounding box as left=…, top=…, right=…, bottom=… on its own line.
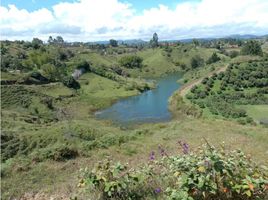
left=179, top=65, right=228, bottom=97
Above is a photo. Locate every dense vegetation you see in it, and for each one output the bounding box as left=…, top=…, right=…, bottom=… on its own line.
left=1, top=34, right=268, bottom=199
left=118, top=55, right=143, bottom=69
left=80, top=142, right=268, bottom=200
left=186, top=60, right=268, bottom=124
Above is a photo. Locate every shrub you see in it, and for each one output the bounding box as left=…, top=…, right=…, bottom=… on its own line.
left=119, top=55, right=143, bottom=69
left=41, top=97, right=54, bottom=110
left=241, top=40, right=263, bottom=56
left=190, top=55, right=205, bottom=69
left=207, top=52, right=221, bottom=64
left=62, top=76, right=80, bottom=89
left=229, top=50, right=239, bottom=58
left=41, top=64, right=58, bottom=81
left=32, top=145, right=79, bottom=161
left=76, top=60, right=91, bottom=71
left=79, top=142, right=268, bottom=200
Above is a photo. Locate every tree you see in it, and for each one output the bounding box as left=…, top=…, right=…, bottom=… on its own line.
left=109, top=39, right=118, bottom=47
left=150, top=32, right=159, bottom=48
left=56, top=36, right=64, bottom=44
left=0, top=43, right=7, bottom=55
left=190, top=55, right=204, bottom=69
left=192, top=39, right=200, bottom=47
left=32, top=38, right=43, bottom=49
left=207, top=52, right=221, bottom=64
left=241, top=40, right=263, bottom=56
left=48, top=36, right=54, bottom=44
left=47, top=36, right=64, bottom=45
left=119, top=55, right=143, bottom=68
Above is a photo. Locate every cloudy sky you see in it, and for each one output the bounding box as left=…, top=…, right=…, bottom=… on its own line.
left=1, top=0, right=268, bottom=42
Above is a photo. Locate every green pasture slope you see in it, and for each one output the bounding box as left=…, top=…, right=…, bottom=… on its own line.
left=1, top=39, right=268, bottom=199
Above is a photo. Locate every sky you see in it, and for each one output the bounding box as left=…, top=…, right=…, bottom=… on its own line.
left=1, top=0, right=268, bottom=42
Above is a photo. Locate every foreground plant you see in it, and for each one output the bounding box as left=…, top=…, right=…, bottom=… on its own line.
left=79, top=141, right=268, bottom=200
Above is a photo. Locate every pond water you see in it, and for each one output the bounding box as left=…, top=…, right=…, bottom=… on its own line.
left=95, top=73, right=182, bottom=125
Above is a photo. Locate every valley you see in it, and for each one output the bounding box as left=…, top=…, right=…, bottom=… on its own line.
left=1, top=35, right=268, bottom=199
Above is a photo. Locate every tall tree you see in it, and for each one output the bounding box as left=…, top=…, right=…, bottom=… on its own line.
left=56, top=36, right=64, bottom=44
left=32, top=38, right=43, bottom=49
left=109, top=39, right=118, bottom=47
left=150, top=32, right=159, bottom=48
left=192, top=39, right=200, bottom=47
left=48, top=36, right=54, bottom=44
left=47, top=36, right=64, bottom=45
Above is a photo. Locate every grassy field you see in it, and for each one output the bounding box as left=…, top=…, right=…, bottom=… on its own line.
left=239, top=105, right=268, bottom=122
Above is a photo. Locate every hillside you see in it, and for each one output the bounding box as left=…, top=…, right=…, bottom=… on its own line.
left=1, top=38, right=268, bottom=199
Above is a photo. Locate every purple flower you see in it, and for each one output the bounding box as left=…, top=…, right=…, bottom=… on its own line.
left=149, top=151, right=155, bottom=160
left=178, top=140, right=190, bottom=154
left=155, top=188, right=161, bottom=194
left=158, top=145, right=167, bottom=157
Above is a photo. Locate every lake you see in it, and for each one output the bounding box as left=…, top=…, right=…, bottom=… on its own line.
left=95, top=73, right=182, bottom=125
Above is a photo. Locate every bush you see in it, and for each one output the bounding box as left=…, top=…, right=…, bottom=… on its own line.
left=207, top=52, right=221, bottom=64
left=76, top=60, right=90, bottom=71
left=241, top=40, right=263, bottom=56
left=41, top=64, right=58, bottom=81
left=190, top=55, right=204, bottom=69
left=32, top=145, right=79, bottom=162
left=79, top=142, right=268, bottom=200
left=62, top=76, right=80, bottom=89
left=119, top=55, right=143, bottom=69
left=229, top=50, right=239, bottom=58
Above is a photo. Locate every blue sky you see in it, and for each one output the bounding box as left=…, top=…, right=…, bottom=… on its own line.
left=1, top=0, right=198, bottom=12
left=1, top=0, right=268, bottom=41
left=2, top=0, right=76, bottom=11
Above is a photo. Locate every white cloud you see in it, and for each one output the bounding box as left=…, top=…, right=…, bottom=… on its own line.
left=0, top=5, right=53, bottom=32
left=1, top=0, right=268, bottom=41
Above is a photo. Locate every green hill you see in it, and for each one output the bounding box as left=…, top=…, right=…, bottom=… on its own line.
left=1, top=39, right=268, bottom=200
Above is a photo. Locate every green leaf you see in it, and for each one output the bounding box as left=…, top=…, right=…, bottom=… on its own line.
left=245, top=190, right=251, bottom=197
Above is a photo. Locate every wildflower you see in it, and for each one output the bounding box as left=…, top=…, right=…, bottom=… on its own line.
left=158, top=145, right=167, bottom=157
left=183, top=143, right=189, bottom=154
left=154, top=188, right=161, bottom=194
left=149, top=151, right=155, bottom=160
left=178, top=140, right=190, bottom=154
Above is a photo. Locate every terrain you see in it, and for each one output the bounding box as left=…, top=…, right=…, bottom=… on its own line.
left=1, top=36, right=268, bottom=199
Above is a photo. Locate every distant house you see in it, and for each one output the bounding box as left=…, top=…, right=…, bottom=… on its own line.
left=230, top=45, right=239, bottom=48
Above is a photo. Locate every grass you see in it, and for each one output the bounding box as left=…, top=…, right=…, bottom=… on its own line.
left=136, top=48, right=177, bottom=77
left=79, top=73, right=137, bottom=98
left=32, top=83, right=74, bottom=98
left=1, top=71, right=25, bottom=81
left=239, top=105, right=268, bottom=122
left=77, top=73, right=139, bottom=109
left=261, top=41, right=268, bottom=53
left=2, top=117, right=268, bottom=199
